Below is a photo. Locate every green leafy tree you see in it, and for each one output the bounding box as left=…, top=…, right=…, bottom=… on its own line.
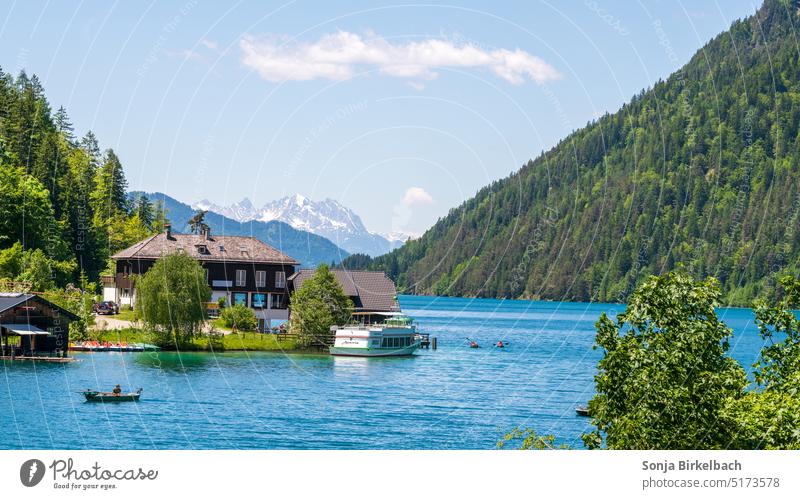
left=108, top=212, right=153, bottom=255
left=42, top=276, right=95, bottom=342
left=288, top=264, right=352, bottom=346
left=724, top=276, right=800, bottom=449
left=0, top=242, right=75, bottom=290
left=582, top=272, right=748, bottom=449
left=497, top=428, right=570, bottom=450
left=0, top=166, right=57, bottom=250
left=220, top=304, right=258, bottom=332
left=135, top=252, right=211, bottom=347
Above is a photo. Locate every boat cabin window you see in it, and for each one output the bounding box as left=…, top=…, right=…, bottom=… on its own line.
left=380, top=337, right=410, bottom=348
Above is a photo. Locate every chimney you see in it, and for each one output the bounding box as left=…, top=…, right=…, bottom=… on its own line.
left=202, top=227, right=211, bottom=240
left=164, top=223, right=172, bottom=239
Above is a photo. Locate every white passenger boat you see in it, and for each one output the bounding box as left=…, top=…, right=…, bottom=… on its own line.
left=329, top=313, right=421, bottom=357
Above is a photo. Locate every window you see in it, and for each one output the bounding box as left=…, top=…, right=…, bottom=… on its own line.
left=255, top=271, right=266, bottom=288
left=252, top=293, right=266, bottom=309
left=233, top=293, right=248, bottom=306
left=271, top=294, right=285, bottom=309
left=275, top=271, right=286, bottom=289
left=235, top=269, right=246, bottom=287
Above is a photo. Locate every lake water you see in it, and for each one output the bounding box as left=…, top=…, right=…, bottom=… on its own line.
left=0, top=295, right=768, bottom=449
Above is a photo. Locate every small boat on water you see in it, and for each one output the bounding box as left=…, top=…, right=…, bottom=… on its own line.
left=575, top=405, right=590, bottom=417
left=329, top=313, right=421, bottom=357
left=82, top=388, right=143, bottom=402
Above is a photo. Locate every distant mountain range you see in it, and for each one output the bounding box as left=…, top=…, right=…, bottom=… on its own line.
left=194, top=194, right=411, bottom=257
left=133, top=192, right=349, bottom=267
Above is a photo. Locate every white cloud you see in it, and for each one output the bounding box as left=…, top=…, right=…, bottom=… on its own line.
left=239, top=31, right=561, bottom=85
left=200, top=39, right=219, bottom=51
left=402, top=187, right=434, bottom=206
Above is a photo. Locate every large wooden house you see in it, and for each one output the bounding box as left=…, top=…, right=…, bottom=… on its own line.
left=103, top=224, right=299, bottom=328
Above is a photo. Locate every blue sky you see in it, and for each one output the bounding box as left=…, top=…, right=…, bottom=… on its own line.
left=1, top=0, right=759, bottom=237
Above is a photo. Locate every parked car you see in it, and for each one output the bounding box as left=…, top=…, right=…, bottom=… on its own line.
left=93, top=301, right=119, bottom=315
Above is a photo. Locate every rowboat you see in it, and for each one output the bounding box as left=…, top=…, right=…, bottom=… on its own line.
left=82, top=388, right=143, bottom=402
left=575, top=405, right=590, bottom=417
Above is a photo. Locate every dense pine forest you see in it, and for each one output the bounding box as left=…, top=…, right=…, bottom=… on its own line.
left=343, top=0, right=800, bottom=306
left=0, top=69, right=165, bottom=291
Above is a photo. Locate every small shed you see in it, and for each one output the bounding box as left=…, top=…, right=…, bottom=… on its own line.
left=0, top=293, right=78, bottom=360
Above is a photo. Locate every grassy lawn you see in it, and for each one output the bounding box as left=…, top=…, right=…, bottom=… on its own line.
left=114, top=309, right=137, bottom=322
left=212, top=332, right=299, bottom=351
left=92, top=327, right=300, bottom=352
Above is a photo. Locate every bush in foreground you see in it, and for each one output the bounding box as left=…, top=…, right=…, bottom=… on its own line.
left=220, top=304, right=257, bottom=332
left=503, top=272, right=800, bottom=450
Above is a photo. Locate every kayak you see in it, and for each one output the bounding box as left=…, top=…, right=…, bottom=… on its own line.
left=82, top=388, right=142, bottom=402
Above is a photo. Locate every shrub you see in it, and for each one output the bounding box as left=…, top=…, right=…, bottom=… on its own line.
left=220, top=304, right=257, bottom=331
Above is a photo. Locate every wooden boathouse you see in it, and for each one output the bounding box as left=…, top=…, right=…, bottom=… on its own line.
left=0, top=293, right=78, bottom=361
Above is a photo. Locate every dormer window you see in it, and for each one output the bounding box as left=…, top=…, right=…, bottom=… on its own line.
left=196, top=244, right=209, bottom=254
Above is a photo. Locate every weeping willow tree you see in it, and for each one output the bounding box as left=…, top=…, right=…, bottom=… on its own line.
left=135, top=252, right=211, bottom=347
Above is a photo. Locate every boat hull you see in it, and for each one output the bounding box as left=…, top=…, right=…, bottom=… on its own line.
left=83, top=390, right=142, bottom=402
left=329, top=343, right=420, bottom=357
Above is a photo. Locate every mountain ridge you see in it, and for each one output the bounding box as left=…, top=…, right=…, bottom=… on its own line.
left=132, top=191, right=350, bottom=267
left=193, top=194, right=410, bottom=256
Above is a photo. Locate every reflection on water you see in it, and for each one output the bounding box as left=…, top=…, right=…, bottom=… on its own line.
left=0, top=295, right=768, bottom=450
left=133, top=351, right=213, bottom=371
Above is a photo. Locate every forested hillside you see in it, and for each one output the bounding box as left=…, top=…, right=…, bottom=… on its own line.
left=0, top=69, right=164, bottom=290
left=343, top=0, right=800, bottom=306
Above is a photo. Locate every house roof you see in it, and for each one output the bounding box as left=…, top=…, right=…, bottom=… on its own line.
left=0, top=293, right=33, bottom=313
left=0, top=293, right=80, bottom=321
left=112, top=232, right=299, bottom=265
left=288, top=269, right=399, bottom=312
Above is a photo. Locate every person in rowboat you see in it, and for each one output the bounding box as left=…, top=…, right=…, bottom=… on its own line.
left=112, top=384, right=122, bottom=396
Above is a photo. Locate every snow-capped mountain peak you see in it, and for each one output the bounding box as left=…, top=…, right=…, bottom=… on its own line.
left=192, top=194, right=408, bottom=256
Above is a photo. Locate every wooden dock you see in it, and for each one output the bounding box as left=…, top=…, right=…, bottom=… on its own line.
left=419, top=333, right=432, bottom=349
left=1, top=355, right=76, bottom=363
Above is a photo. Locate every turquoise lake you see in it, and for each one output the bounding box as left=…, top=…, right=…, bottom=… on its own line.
left=0, top=295, right=768, bottom=449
